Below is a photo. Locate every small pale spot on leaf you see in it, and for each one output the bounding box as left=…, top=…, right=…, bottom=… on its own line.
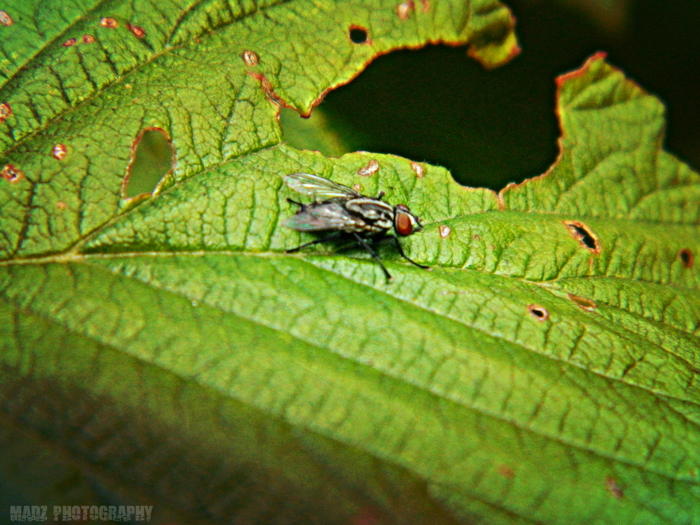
left=100, top=17, right=119, bottom=28
left=357, top=159, right=379, bottom=177
left=2, top=164, right=24, bottom=183
left=52, top=144, right=68, bottom=160
left=0, top=102, right=11, bottom=123
left=352, top=183, right=363, bottom=193
left=410, top=161, right=425, bottom=178
left=242, top=50, right=259, bottom=66
left=527, top=304, right=549, bottom=322
left=0, top=10, right=13, bottom=26
left=396, top=1, right=414, bottom=19
left=127, top=23, right=145, bottom=39
left=62, top=38, right=77, bottom=47
left=439, top=225, right=451, bottom=238
left=82, top=34, right=96, bottom=44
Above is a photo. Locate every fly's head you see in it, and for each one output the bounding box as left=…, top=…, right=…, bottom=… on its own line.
left=393, top=204, right=423, bottom=236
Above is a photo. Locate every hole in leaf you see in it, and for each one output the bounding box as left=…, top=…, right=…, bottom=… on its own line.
left=563, top=220, right=600, bottom=253
left=349, top=25, right=369, bottom=44
left=567, top=293, right=597, bottom=312
left=527, top=304, right=549, bottom=321
left=279, top=44, right=558, bottom=190
left=123, top=128, right=173, bottom=199
left=679, top=248, right=694, bottom=268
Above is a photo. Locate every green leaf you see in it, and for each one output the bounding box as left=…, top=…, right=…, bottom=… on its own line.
left=1, top=1, right=698, bottom=524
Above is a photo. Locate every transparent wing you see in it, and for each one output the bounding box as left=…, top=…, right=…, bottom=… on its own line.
left=284, top=172, right=359, bottom=200
left=285, top=202, right=357, bottom=231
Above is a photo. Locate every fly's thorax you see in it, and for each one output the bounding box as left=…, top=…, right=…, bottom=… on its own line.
left=344, top=197, right=394, bottom=230
left=393, top=204, right=423, bottom=236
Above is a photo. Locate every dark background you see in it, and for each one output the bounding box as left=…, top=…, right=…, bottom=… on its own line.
left=282, top=0, right=700, bottom=190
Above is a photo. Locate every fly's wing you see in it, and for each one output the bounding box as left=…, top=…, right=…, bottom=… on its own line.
left=284, top=172, right=359, bottom=200
left=285, top=202, right=359, bottom=232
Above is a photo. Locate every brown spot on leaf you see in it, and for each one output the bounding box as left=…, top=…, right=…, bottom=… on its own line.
left=248, top=71, right=285, bottom=107
left=679, top=248, right=694, bottom=268
left=349, top=25, right=370, bottom=45
left=51, top=144, right=68, bottom=160
left=396, top=1, right=414, bottom=19
left=100, top=17, right=119, bottom=28
left=420, top=0, right=430, bottom=11
left=564, top=220, right=600, bottom=254
left=605, top=476, right=624, bottom=499
left=410, top=161, right=425, bottom=178
left=241, top=50, right=259, bottom=66
left=2, top=164, right=24, bottom=183
left=439, top=225, right=451, bottom=238
left=62, top=38, right=77, bottom=47
left=497, top=465, right=515, bottom=479
left=528, top=304, right=549, bottom=321
left=127, top=23, right=145, bottom=39
left=0, top=102, right=11, bottom=123
left=82, top=34, right=96, bottom=44
left=56, top=201, right=67, bottom=210
left=0, top=10, right=12, bottom=26
left=567, top=293, right=597, bottom=312
left=357, top=159, right=379, bottom=177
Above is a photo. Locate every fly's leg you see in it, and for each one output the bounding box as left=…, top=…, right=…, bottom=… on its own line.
left=287, top=198, right=305, bottom=209
left=286, top=231, right=341, bottom=253
left=391, top=236, right=430, bottom=269
left=353, top=233, right=392, bottom=282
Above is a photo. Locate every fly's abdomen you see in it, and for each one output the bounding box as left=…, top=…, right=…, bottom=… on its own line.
left=285, top=201, right=368, bottom=232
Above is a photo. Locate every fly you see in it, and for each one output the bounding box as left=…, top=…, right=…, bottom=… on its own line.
left=283, top=172, right=429, bottom=281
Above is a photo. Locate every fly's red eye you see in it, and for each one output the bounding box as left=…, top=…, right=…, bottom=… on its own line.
left=395, top=211, right=414, bottom=236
